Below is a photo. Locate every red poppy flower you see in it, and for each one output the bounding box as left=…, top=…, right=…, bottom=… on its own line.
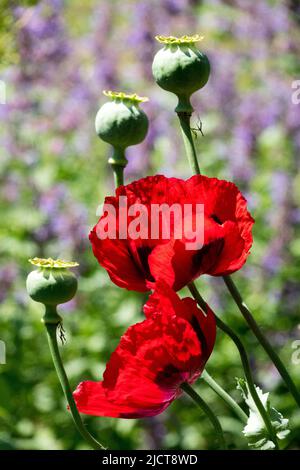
left=90, top=175, right=254, bottom=292
left=73, top=281, right=216, bottom=418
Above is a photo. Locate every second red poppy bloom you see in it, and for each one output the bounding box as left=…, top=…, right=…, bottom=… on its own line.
left=73, top=281, right=216, bottom=418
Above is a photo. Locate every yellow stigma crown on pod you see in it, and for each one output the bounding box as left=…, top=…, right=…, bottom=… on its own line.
left=155, top=34, right=204, bottom=45
left=103, top=90, right=149, bottom=103
left=28, top=257, right=79, bottom=268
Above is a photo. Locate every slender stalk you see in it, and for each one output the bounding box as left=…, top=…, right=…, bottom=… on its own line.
left=43, top=306, right=105, bottom=450
left=176, top=108, right=300, bottom=410
left=201, top=370, right=247, bottom=424
left=111, top=163, right=124, bottom=187
left=109, top=147, right=127, bottom=187
left=177, top=112, right=201, bottom=175
left=181, top=382, right=227, bottom=449
left=223, top=275, right=300, bottom=408
left=188, top=282, right=279, bottom=449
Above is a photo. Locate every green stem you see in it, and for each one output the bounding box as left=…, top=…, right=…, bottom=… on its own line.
left=111, top=164, right=124, bottom=187
left=108, top=147, right=127, bottom=187
left=201, top=370, right=248, bottom=424
left=43, top=306, right=105, bottom=450
left=176, top=104, right=300, bottom=411
left=180, top=382, right=227, bottom=449
left=188, top=282, right=279, bottom=449
left=176, top=112, right=201, bottom=175
left=223, top=275, right=300, bottom=409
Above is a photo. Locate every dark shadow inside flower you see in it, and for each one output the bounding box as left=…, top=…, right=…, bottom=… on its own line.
left=155, top=364, right=182, bottom=388
left=127, top=244, right=155, bottom=282
left=211, top=213, right=223, bottom=225
left=190, top=238, right=225, bottom=278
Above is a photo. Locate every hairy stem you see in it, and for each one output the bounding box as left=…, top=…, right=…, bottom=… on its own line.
left=108, top=147, right=127, bottom=187
left=201, top=370, right=248, bottom=423
left=188, top=282, right=278, bottom=449
left=181, top=382, right=227, bottom=449
left=44, top=306, right=105, bottom=450
left=223, top=275, right=300, bottom=409
left=110, top=163, right=124, bottom=187
left=177, top=112, right=201, bottom=175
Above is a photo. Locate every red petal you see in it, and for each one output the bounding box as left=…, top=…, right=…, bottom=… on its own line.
left=144, top=280, right=216, bottom=361
left=89, top=227, right=148, bottom=292
left=73, top=380, right=173, bottom=419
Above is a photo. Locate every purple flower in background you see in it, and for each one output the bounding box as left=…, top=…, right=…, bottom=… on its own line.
left=270, top=172, right=290, bottom=207
left=92, top=4, right=119, bottom=90
left=262, top=171, right=292, bottom=274
left=33, top=185, right=88, bottom=254
left=14, top=1, right=69, bottom=83
left=0, top=264, right=18, bottom=303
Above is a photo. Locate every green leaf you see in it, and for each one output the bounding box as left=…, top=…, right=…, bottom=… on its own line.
left=236, top=378, right=290, bottom=450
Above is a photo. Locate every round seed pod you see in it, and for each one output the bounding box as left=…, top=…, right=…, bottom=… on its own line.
left=95, top=91, right=149, bottom=152
left=152, top=35, right=210, bottom=113
left=26, top=258, right=78, bottom=307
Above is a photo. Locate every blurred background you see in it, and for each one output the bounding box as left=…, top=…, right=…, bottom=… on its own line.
left=0, top=0, right=300, bottom=450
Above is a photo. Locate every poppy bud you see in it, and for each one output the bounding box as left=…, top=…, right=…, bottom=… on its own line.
left=26, top=258, right=78, bottom=309
left=95, top=91, right=149, bottom=167
left=152, top=35, right=210, bottom=113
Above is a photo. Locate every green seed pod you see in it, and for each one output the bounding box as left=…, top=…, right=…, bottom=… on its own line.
left=152, top=35, right=210, bottom=113
left=95, top=91, right=149, bottom=164
left=26, top=258, right=78, bottom=308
